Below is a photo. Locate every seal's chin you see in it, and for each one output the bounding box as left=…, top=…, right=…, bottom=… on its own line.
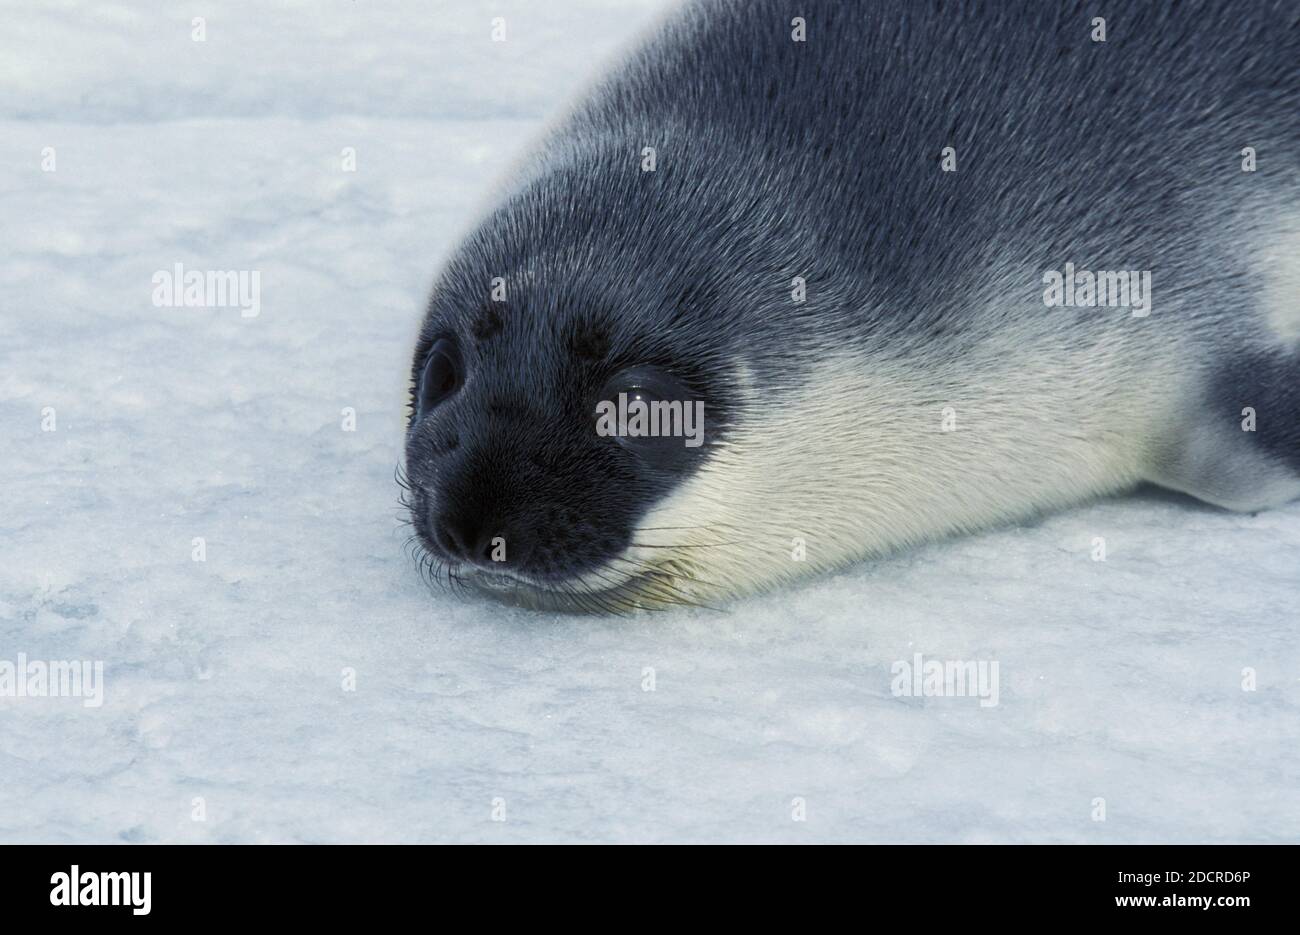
left=452, top=558, right=711, bottom=614
left=459, top=566, right=530, bottom=593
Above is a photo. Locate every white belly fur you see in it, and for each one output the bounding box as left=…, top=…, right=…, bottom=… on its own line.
left=618, top=333, right=1188, bottom=601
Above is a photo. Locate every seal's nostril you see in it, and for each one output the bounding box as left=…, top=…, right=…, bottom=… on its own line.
left=434, top=518, right=472, bottom=561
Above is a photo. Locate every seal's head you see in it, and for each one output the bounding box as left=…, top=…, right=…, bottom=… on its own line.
left=403, top=148, right=769, bottom=611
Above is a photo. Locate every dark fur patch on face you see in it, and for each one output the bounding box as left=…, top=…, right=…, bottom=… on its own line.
left=472, top=306, right=504, bottom=343
left=571, top=321, right=611, bottom=361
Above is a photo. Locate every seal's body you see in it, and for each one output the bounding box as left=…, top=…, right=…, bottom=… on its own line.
left=405, top=0, right=1300, bottom=610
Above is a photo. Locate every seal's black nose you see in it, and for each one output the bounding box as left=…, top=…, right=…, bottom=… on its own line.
left=433, top=511, right=523, bottom=570
left=434, top=513, right=486, bottom=565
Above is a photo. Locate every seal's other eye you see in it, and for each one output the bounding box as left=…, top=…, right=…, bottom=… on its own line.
left=417, top=337, right=462, bottom=417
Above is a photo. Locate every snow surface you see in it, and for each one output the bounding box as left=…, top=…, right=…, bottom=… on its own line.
left=1, top=0, right=1297, bottom=844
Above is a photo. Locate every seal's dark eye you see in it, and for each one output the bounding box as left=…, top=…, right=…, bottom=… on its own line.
left=417, top=338, right=461, bottom=417
left=594, top=366, right=705, bottom=468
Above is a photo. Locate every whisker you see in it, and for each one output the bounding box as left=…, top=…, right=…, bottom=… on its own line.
left=393, top=462, right=413, bottom=493
left=604, top=564, right=722, bottom=613
left=635, top=525, right=728, bottom=532
left=609, top=556, right=725, bottom=592
left=629, top=540, right=745, bottom=550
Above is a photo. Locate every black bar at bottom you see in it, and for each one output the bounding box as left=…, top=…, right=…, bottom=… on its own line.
left=0, top=843, right=1287, bottom=922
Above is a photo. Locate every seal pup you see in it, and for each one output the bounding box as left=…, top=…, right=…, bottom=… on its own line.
left=403, top=0, right=1300, bottom=611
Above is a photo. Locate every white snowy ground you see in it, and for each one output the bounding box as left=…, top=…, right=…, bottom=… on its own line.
left=1, top=0, right=1297, bottom=844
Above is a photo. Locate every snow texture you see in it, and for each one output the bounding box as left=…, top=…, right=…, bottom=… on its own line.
left=1, top=0, right=1297, bottom=844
